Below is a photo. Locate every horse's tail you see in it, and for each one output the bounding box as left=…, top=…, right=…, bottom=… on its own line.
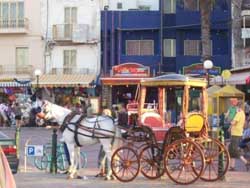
left=112, top=125, right=122, bottom=152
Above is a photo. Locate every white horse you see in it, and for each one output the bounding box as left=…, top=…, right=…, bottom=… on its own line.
left=37, top=100, right=121, bottom=180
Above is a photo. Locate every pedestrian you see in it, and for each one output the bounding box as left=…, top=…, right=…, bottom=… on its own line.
left=228, top=100, right=245, bottom=171
left=118, top=104, right=129, bottom=128
left=13, top=103, right=22, bottom=128
left=224, top=98, right=238, bottom=139
left=238, top=121, right=250, bottom=170
left=86, top=102, right=94, bottom=117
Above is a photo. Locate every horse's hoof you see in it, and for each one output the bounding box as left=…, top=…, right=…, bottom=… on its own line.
left=104, top=176, right=113, bottom=181
left=67, top=175, right=74, bottom=180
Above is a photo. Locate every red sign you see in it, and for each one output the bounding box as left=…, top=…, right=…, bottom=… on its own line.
left=112, top=63, right=150, bottom=77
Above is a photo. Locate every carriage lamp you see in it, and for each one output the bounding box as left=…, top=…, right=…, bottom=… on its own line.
left=34, top=69, right=42, bottom=89
left=203, top=60, right=213, bottom=87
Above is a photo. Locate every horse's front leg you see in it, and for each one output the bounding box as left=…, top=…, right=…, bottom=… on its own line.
left=66, top=143, right=77, bottom=179
left=101, top=140, right=113, bottom=180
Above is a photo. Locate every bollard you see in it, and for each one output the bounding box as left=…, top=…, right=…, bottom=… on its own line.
left=50, top=129, right=57, bottom=174
left=218, top=128, right=225, bottom=181
left=15, top=127, right=20, bottom=159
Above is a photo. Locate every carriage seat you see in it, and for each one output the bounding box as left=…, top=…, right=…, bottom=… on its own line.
left=140, top=112, right=164, bottom=127
left=185, top=112, right=204, bottom=133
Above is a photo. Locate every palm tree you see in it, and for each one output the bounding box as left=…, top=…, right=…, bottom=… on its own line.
left=199, top=0, right=213, bottom=61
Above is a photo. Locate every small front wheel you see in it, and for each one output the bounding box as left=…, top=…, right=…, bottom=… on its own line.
left=140, top=145, right=164, bottom=179
left=111, top=146, right=140, bottom=182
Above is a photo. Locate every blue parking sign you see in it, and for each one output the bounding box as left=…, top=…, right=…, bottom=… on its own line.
left=27, top=146, right=35, bottom=156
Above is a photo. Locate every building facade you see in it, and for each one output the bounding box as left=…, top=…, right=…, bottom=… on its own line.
left=40, top=0, right=101, bottom=105
left=100, top=0, right=232, bottom=107
left=0, top=0, right=43, bottom=89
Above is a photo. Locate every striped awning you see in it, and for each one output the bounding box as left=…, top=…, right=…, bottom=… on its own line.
left=0, top=81, right=31, bottom=88
left=32, top=74, right=96, bottom=88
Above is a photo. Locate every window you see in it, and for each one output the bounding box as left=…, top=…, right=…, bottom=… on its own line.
left=117, top=2, right=122, bottom=9
left=16, top=47, right=28, bottom=73
left=164, top=39, right=176, bottom=57
left=164, top=0, right=176, bottom=14
left=63, top=50, right=77, bottom=74
left=184, top=0, right=199, bottom=11
left=0, top=1, right=24, bottom=28
left=184, top=40, right=213, bottom=56
left=126, top=40, right=154, bottom=56
left=64, top=7, right=77, bottom=38
left=184, top=40, right=200, bottom=56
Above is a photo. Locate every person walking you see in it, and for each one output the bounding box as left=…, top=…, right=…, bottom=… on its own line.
left=228, top=101, right=245, bottom=171
left=13, top=102, right=22, bottom=128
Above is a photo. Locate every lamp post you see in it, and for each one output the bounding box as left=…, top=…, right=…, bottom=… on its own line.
left=34, top=69, right=42, bottom=90
left=203, top=60, right=213, bottom=87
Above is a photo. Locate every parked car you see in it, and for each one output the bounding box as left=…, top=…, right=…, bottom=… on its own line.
left=0, top=146, right=17, bottom=188
left=0, top=131, right=19, bottom=174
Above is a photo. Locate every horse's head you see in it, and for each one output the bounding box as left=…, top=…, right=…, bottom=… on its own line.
left=35, top=100, right=54, bottom=121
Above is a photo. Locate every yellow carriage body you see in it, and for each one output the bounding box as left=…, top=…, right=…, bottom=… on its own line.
left=138, top=74, right=208, bottom=139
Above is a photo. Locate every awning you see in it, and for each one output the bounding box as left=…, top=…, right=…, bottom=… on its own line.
left=33, top=74, right=96, bottom=88
left=0, top=81, right=31, bottom=88
left=227, top=72, right=250, bottom=85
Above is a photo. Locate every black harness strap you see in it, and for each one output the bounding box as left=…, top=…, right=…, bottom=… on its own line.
left=73, top=114, right=86, bottom=147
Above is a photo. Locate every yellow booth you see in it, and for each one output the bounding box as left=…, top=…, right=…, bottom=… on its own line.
left=207, top=85, right=221, bottom=115
left=211, top=85, right=245, bottom=117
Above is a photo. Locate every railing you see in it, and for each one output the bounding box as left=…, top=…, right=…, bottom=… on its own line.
left=0, top=64, right=33, bottom=75
left=0, top=18, right=29, bottom=31
left=49, top=67, right=95, bottom=75
left=52, top=24, right=90, bottom=43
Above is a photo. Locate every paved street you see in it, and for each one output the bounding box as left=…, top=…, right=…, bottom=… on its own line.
left=1, top=127, right=250, bottom=188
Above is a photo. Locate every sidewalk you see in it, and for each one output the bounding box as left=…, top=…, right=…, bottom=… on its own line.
left=14, top=169, right=250, bottom=188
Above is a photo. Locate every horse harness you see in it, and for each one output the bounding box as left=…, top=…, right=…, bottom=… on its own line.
left=61, top=112, right=115, bottom=147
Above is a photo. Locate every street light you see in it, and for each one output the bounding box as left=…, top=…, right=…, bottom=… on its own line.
left=203, top=60, right=213, bottom=87
left=34, top=69, right=42, bottom=89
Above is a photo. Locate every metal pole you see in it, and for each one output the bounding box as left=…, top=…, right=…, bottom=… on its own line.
left=36, top=75, right=39, bottom=90
left=218, top=128, right=225, bottom=181
left=50, top=129, right=57, bottom=174
left=15, top=127, right=20, bottom=160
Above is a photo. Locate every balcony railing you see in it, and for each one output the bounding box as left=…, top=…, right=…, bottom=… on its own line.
left=0, top=64, right=33, bottom=75
left=52, top=24, right=90, bottom=43
left=49, top=67, right=95, bottom=75
left=0, top=18, right=29, bottom=33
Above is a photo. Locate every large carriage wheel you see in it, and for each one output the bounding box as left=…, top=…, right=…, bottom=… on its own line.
left=199, top=138, right=230, bottom=181
left=140, top=145, right=164, bottom=179
left=164, top=139, right=205, bottom=185
left=111, top=146, right=140, bottom=182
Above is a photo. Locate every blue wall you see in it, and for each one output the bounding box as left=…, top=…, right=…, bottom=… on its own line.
left=101, top=0, right=232, bottom=76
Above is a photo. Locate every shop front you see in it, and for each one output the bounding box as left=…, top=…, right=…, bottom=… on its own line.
left=101, top=63, right=151, bottom=108
left=32, top=74, right=97, bottom=110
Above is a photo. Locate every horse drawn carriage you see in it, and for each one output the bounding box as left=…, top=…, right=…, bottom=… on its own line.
left=111, top=74, right=230, bottom=184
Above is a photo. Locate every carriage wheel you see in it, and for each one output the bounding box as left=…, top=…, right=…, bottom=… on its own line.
left=140, top=145, right=164, bottom=179
left=111, top=146, right=140, bottom=182
left=164, top=139, right=205, bottom=185
left=199, top=138, right=230, bottom=181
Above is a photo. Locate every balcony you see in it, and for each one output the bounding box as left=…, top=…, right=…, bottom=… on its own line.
left=0, top=65, right=33, bottom=77
left=52, top=24, right=94, bottom=43
left=49, top=67, right=95, bottom=75
left=0, top=18, right=29, bottom=34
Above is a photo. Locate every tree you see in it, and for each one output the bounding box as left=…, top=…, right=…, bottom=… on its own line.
left=200, top=0, right=213, bottom=61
